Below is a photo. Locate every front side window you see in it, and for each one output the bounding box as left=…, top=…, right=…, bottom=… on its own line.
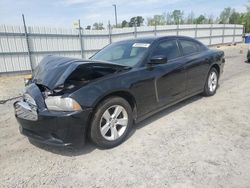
left=151, top=39, right=180, bottom=60
left=179, top=40, right=200, bottom=56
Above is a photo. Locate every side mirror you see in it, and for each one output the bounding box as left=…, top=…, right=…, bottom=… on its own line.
left=149, top=55, right=168, bottom=65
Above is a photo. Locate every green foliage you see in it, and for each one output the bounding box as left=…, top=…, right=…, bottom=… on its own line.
left=92, top=23, right=104, bottom=30
left=244, top=1, right=250, bottom=32
left=85, top=25, right=91, bottom=30
left=148, top=2, right=249, bottom=32
left=194, top=15, right=207, bottom=24
left=129, top=16, right=144, bottom=27
left=219, top=7, right=234, bottom=24
left=89, top=1, right=250, bottom=32
left=171, top=10, right=184, bottom=24
left=121, top=20, right=129, bottom=28
left=120, top=16, right=144, bottom=27
left=147, top=10, right=184, bottom=26
left=229, top=12, right=242, bottom=24
left=147, top=15, right=166, bottom=26
left=186, top=12, right=195, bottom=24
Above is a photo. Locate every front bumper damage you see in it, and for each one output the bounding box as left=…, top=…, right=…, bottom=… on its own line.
left=14, top=84, right=92, bottom=146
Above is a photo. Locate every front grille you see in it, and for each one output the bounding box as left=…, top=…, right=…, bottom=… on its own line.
left=15, top=101, right=38, bottom=121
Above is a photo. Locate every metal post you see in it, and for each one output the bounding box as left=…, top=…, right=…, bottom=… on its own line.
left=209, top=23, right=213, bottom=46
left=108, top=20, right=112, bottom=44
left=78, top=19, right=84, bottom=59
left=222, top=24, right=226, bottom=44
left=112, top=4, right=118, bottom=28
left=243, top=25, right=245, bottom=43
left=134, top=20, right=137, bottom=38
left=233, top=24, right=236, bottom=44
left=22, top=14, right=33, bottom=73
left=154, top=23, right=157, bottom=36
left=176, top=24, right=179, bottom=36
left=195, top=24, right=198, bottom=38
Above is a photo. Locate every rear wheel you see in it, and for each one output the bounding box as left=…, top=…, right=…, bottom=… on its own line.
left=203, top=67, right=219, bottom=96
left=89, top=97, right=133, bottom=149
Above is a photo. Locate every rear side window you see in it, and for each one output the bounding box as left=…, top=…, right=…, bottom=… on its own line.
left=151, top=39, right=180, bottom=60
left=179, top=40, right=200, bottom=56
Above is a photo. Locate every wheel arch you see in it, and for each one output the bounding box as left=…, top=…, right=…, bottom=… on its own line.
left=210, top=64, right=220, bottom=77
left=91, top=90, right=138, bottom=122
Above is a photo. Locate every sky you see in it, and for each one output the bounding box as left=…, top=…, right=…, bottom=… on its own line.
left=0, top=0, right=249, bottom=28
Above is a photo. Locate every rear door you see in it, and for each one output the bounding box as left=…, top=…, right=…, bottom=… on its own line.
left=178, top=39, right=209, bottom=95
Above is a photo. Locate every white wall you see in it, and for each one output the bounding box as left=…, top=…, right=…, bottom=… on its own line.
left=0, top=24, right=244, bottom=73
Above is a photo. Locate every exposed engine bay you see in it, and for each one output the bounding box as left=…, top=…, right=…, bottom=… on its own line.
left=29, top=56, right=130, bottom=97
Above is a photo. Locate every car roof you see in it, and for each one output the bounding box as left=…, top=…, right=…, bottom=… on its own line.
left=115, top=35, right=198, bottom=44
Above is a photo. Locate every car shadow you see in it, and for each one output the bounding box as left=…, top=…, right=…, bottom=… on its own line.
left=244, top=60, right=250, bottom=63
left=29, top=94, right=203, bottom=157
left=29, top=138, right=97, bottom=157
left=127, top=95, right=203, bottom=139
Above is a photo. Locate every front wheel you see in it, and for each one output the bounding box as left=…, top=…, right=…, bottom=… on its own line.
left=203, top=67, right=219, bottom=96
left=89, top=97, right=133, bottom=149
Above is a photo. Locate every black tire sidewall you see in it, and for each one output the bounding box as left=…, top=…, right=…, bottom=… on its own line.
left=89, top=97, right=133, bottom=148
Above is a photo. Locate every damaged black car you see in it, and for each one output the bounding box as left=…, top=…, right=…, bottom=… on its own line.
left=14, top=36, right=225, bottom=148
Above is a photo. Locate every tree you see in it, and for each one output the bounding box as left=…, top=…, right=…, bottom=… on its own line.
left=121, top=20, right=129, bottom=28
left=129, top=16, right=144, bottom=27
left=207, top=15, right=214, bottom=24
left=229, top=11, right=242, bottom=24
left=147, top=14, right=166, bottom=26
left=186, top=12, right=195, bottom=24
left=92, top=22, right=104, bottom=30
left=171, top=10, right=184, bottom=24
left=219, top=7, right=233, bottom=24
left=166, top=12, right=172, bottom=24
left=128, top=17, right=136, bottom=27
left=85, top=25, right=91, bottom=30
left=244, top=1, right=250, bottom=32
left=194, top=15, right=206, bottom=24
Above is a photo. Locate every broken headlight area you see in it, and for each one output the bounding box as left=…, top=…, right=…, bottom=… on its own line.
left=37, top=86, right=82, bottom=112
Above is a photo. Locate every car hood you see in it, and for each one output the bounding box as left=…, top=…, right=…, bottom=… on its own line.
left=32, top=55, right=130, bottom=90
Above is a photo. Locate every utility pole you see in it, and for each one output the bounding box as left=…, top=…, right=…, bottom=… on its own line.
left=22, top=14, right=33, bottom=73
left=112, top=4, right=118, bottom=28
left=78, top=19, right=84, bottom=59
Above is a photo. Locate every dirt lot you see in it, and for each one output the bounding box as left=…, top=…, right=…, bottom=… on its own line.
left=1, top=44, right=250, bottom=188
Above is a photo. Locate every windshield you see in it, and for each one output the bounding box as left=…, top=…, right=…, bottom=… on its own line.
left=90, top=41, right=151, bottom=67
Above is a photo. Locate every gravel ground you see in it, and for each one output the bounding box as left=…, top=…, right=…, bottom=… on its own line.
left=0, top=44, right=250, bottom=188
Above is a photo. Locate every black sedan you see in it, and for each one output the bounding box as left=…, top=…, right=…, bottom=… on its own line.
left=14, top=36, right=225, bottom=148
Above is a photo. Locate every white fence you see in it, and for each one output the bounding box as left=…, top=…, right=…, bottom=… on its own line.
left=0, top=24, right=244, bottom=74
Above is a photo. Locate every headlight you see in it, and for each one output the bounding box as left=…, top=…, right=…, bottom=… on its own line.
left=45, top=96, right=82, bottom=111
left=24, top=93, right=36, bottom=107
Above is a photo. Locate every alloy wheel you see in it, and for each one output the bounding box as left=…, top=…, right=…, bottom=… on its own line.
left=99, top=105, right=128, bottom=141
left=208, top=71, right=217, bottom=93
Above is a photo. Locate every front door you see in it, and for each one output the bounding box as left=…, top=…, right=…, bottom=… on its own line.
left=150, top=39, right=187, bottom=106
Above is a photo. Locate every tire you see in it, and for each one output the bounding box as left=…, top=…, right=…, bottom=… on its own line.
left=203, top=67, right=219, bottom=96
left=89, top=97, right=133, bottom=149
